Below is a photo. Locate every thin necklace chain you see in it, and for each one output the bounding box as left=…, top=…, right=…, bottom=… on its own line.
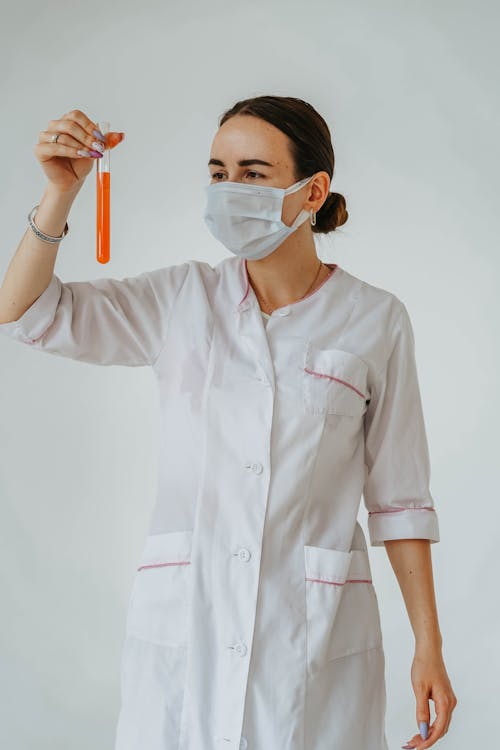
left=252, top=258, right=327, bottom=315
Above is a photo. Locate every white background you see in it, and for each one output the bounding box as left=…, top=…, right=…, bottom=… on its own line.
left=0, top=0, right=498, bottom=747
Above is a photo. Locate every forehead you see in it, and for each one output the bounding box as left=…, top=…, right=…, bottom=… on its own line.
left=209, top=115, right=291, bottom=162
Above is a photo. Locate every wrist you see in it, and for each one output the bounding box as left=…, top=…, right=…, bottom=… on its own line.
left=415, top=634, right=443, bottom=654
left=44, top=182, right=82, bottom=201
left=32, top=186, right=77, bottom=240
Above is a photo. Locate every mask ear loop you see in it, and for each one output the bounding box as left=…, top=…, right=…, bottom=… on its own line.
left=285, top=175, right=315, bottom=195
left=285, top=175, right=317, bottom=228
left=287, top=175, right=317, bottom=226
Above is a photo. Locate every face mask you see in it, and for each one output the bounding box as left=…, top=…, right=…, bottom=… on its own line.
left=203, top=175, right=315, bottom=260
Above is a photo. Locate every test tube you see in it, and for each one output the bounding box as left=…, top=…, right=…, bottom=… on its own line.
left=96, top=119, right=110, bottom=264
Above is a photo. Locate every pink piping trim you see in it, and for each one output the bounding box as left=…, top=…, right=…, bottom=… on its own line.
left=137, top=560, right=191, bottom=571
left=305, top=576, right=373, bottom=585
left=239, top=259, right=338, bottom=306
left=304, top=367, right=366, bottom=400
left=27, top=332, right=46, bottom=345
left=368, top=507, right=436, bottom=515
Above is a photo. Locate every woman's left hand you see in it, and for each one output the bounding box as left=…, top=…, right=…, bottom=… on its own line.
left=401, top=645, right=458, bottom=749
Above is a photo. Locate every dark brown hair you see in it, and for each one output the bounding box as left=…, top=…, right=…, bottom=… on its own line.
left=218, top=95, right=348, bottom=234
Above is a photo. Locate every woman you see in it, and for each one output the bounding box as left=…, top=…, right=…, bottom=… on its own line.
left=0, top=96, right=457, bottom=750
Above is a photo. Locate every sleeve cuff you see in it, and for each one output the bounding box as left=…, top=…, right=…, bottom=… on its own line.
left=0, top=275, right=61, bottom=344
left=367, top=506, right=440, bottom=547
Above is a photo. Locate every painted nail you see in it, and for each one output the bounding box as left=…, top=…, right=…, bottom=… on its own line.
left=77, top=149, right=92, bottom=157
left=419, top=721, right=429, bottom=739
left=93, top=129, right=106, bottom=142
left=89, top=150, right=103, bottom=158
left=91, top=140, right=105, bottom=153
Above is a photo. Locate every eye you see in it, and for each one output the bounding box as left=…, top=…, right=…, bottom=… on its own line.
left=209, top=171, right=264, bottom=181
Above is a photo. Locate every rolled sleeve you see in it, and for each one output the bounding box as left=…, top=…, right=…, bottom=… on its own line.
left=0, top=262, right=191, bottom=367
left=363, top=301, right=440, bottom=547
left=0, top=274, right=61, bottom=345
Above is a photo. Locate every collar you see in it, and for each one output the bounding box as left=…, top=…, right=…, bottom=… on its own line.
left=233, top=256, right=339, bottom=314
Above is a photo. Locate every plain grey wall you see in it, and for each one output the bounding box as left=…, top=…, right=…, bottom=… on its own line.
left=1, top=0, right=498, bottom=747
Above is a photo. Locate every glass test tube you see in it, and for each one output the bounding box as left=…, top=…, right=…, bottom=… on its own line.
left=96, top=119, right=110, bottom=264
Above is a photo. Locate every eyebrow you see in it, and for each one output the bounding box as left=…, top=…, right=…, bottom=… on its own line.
left=208, top=158, right=274, bottom=168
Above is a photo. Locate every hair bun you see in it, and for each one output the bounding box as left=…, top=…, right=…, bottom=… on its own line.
left=314, top=192, right=348, bottom=233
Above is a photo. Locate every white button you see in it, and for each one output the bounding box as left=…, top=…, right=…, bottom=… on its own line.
left=235, top=642, right=247, bottom=657
left=216, top=736, right=247, bottom=749
left=277, top=306, right=291, bottom=316
left=244, top=462, right=263, bottom=474
left=238, top=547, right=251, bottom=562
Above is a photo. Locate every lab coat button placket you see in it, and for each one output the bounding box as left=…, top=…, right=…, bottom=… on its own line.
left=237, top=294, right=276, bottom=396
left=239, top=736, right=248, bottom=749
left=277, top=306, right=291, bottom=316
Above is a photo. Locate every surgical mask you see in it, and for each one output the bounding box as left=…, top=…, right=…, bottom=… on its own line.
left=203, top=175, right=315, bottom=260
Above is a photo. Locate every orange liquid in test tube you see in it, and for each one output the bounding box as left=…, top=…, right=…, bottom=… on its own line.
left=97, top=170, right=110, bottom=263
left=96, top=120, right=111, bottom=264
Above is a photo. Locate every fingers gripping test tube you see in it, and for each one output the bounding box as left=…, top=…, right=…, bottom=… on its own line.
left=96, top=119, right=110, bottom=264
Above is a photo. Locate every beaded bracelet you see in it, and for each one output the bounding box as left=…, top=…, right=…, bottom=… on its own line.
left=27, top=204, right=69, bottom=244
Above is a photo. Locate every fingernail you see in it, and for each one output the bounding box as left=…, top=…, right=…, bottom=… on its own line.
left=419, top=721, right=429, bottom=739
left=93, top=129, right=106, bottom=142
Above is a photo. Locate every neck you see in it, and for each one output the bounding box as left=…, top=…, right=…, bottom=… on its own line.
left=245, top=227, right=327, bottom=311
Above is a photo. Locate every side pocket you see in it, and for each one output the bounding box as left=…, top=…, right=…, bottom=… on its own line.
left=125, top=529, right=193, bottom=648
left=304, top=544, right=353, bottom=677
left=305, top=546, right=384, bottom=675
left=326, top=549, right=384, bottom=662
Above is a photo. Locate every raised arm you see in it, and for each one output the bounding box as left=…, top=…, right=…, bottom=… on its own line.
left=0, top=108, right=111, bottom=326
left=0, top=110, right=190, bottom=367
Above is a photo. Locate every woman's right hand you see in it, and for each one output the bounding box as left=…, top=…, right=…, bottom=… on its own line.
left=34, top=109, right=108, bottom=194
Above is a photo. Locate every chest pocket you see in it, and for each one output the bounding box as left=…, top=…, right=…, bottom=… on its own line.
left=303, top=344, right=369, bottom=417
left=125, top=530, right=193, bottom=648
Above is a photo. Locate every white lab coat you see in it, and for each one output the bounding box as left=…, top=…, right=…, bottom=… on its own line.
left=0, top=255, right=440, bottom=750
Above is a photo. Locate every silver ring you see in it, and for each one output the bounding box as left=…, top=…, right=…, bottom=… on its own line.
left=51, top=133, right=60, bottom=143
